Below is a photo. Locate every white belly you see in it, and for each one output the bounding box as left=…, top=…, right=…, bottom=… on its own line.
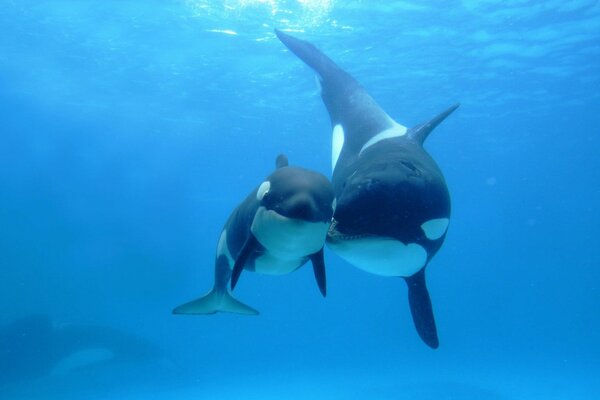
left=327, top=236, right=427, bottom=277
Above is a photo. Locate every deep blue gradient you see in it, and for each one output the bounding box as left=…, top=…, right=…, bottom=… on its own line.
left=1, top=1, right=599, bottom=399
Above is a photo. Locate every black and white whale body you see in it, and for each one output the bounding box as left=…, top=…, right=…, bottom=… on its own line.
left=275, top=29, right=458, bottom=349
left=173, top=155, right=335, bottom=315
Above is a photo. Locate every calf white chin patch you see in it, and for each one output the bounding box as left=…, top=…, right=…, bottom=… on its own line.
left=327, top=236, right=427, bottom=277
left=332, top=124, right=345, bottom=171
left=251, top=206, right=329, bottom=260
left=421, top=218, right=449, bottom=240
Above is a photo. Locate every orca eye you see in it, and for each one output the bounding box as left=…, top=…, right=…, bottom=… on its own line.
left=256, top=181, right=270, bottom=201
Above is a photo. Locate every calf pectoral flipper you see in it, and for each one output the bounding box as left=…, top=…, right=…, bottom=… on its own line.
left=230, top=234, right=259, bottom=291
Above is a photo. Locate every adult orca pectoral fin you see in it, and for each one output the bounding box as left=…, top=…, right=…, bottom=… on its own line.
left=309, top=247, right=327, bottom=297
left=404, top=269, right=439, bottom=349
left=410, top=103, right=460, bottom=145
left=231, top=234, right=259, bottom=291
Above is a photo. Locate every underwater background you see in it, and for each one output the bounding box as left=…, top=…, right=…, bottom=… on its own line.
left=1, top=1, right=599, bottom=399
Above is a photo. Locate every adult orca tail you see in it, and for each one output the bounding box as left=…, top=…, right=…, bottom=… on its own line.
left=404, top=269, right=439, bottom=349
left=172, top=289, right=259, bottom=316
left=275, top=29, right=399, bottom=155
left=275, top=29, right=347, bottom=82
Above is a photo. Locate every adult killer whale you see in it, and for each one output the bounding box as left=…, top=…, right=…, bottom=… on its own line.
left=0, top=315, right=161, bottom=384
left=173, top=154, right=335, bottom=315
left=275, top=29, right=459, bottom=348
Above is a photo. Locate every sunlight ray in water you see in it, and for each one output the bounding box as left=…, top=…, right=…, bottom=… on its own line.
left=185, top=0, right=334, bottom=28
left=205, top=28, right=238, bottom=35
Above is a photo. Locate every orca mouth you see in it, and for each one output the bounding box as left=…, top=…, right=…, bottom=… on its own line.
left=267, top=197, right=333, bottom=224
left=327, top=219, right=373, bottom=242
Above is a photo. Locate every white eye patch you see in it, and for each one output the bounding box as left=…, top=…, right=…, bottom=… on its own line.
left=256, top=181, right=271, bottom=201
left=421, top=218, right=450, bottom=240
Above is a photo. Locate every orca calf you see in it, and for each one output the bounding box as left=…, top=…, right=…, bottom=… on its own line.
left=275, top=29, right=458, bottom=348
left=173, top=154, right=335, bottom=315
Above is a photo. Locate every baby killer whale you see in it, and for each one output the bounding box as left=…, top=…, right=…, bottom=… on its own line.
left=173, top=154, right=335, bottom=316
left=275, top=29, right=459, bottom=349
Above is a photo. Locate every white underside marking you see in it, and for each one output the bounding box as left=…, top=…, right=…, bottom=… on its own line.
left=332, top=124, right=345, bottom=171
left=327, top=236, right=427, bottom=277
left=51, top=348, right=115, bottom=376
left=315, top=75, right=322, bottom=92
left=421, top=218, right=450, bottom=240
left=250, top=206, right=329, bottom=274
left=359, top=123, right=408, bottom=155
left=216, top=229, right=234, bottom=265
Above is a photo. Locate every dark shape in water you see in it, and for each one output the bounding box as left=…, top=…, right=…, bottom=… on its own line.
left=0, top=314, right=161, bottom=384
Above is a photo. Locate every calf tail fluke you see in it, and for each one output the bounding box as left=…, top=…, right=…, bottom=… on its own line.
left=173, top=289, right=259, bottom=316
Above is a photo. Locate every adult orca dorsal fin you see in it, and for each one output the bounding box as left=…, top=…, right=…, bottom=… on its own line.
left=409, top=104, right=460, bottom=145
left=276, top=154, right=289, bottom=168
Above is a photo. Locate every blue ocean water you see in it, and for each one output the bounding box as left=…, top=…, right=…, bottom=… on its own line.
left=1, top=1, right=599, bottom=399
